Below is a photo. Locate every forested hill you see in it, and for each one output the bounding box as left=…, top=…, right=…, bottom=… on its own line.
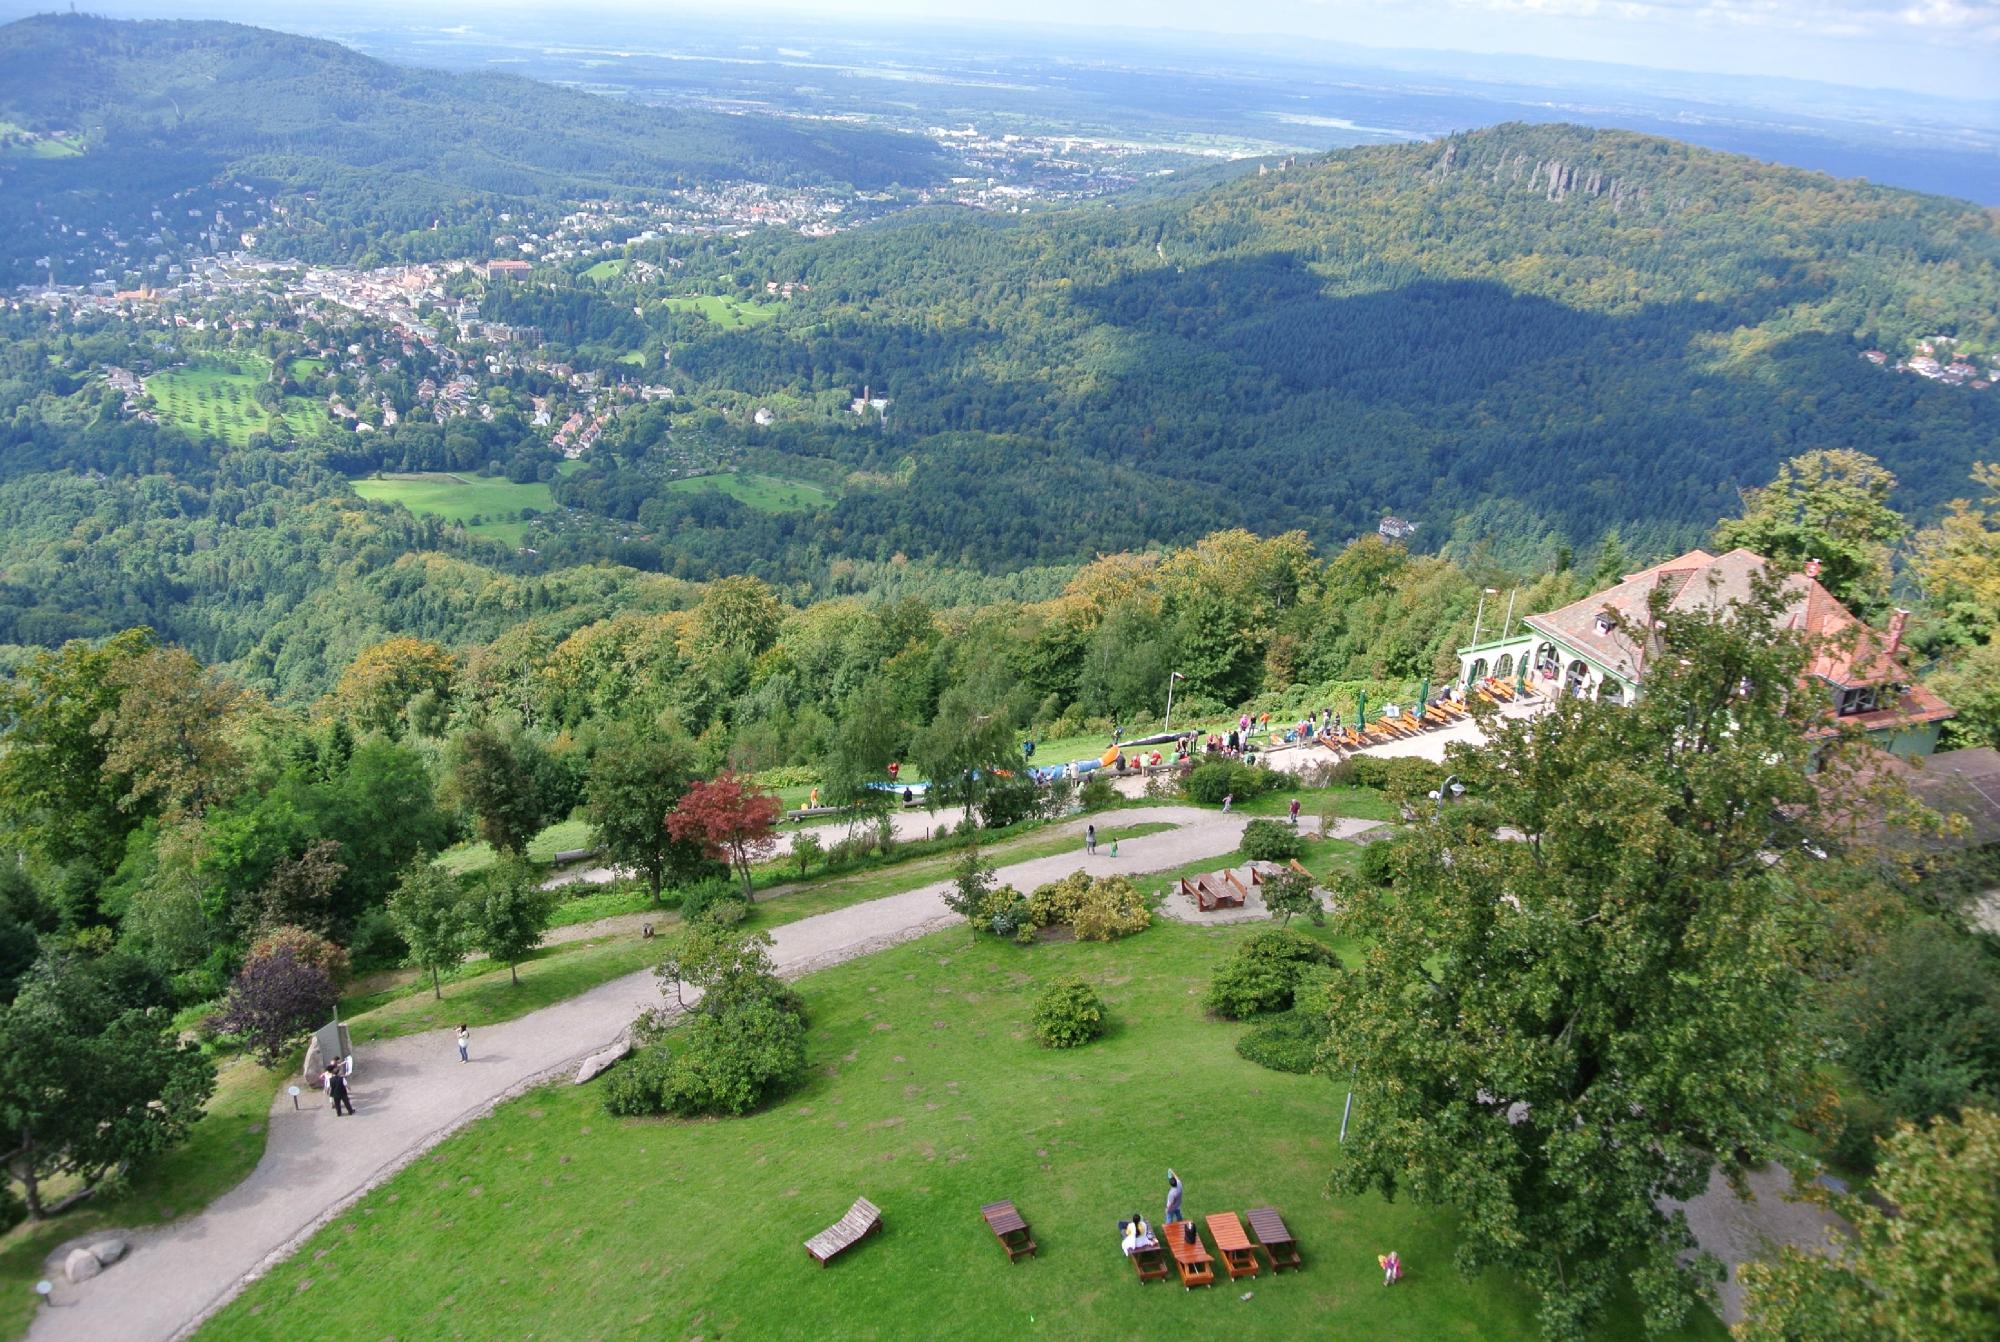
left=636, top=121, right=2000, bottom=565
left=0, top=14, right=945, bottom=269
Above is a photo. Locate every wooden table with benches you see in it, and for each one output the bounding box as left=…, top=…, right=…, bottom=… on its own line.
left=1204, top=1212, right=1262, bottom=1280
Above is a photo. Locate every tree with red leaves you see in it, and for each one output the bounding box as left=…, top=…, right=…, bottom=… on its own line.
left=668, top=772, right=781, bottom=902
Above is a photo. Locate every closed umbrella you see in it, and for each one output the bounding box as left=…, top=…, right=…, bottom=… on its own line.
left=1415, top=679, right=1430, bottom=718
left=1355, top=689, right=1367, bottom=734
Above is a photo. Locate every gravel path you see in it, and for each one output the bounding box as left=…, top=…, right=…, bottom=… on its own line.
left=31, top=805, right=1253, bottom=1342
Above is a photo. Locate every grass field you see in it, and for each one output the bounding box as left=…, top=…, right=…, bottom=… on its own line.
left=583, top=259, right=629, bottom=282
left=663, top=470, right=834, bottom=513
left=148, top=355, right=320, bottom=447
left=351, top=472, right=554, bottom=544
left=199, top=922, right=1723, bottom=1342
left=662, top=293, right=781, bottom=327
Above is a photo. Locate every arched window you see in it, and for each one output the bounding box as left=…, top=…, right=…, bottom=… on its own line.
left=1469, top=658, right=1490, bottom=683
left=1599, top=679, right=1625, bottom=705
left=1565, top=659, right=1591, bottom=696
left=1535, top=642, right=1560, bottom=681
left=1495, top=653, right=1516, bottom=678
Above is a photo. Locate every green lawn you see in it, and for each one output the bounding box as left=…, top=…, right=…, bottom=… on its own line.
left=0, top=1056, right=284, bottom=1341
left=663, top=471, right=834, bottom=514
left=351, top=472, right=554, bottom=545
left=198, top=922, right=1723, bottom=1342
left=661, top=293, right=781, bottom=327
left=583, top=259, right=629, bottom=282
left=148, top=355, right=320, bottom=447
left=436, top=818, right=597, bottom=878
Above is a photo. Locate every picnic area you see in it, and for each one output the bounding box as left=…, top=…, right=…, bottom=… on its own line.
left=197, top=914, right=1723, bottom=1341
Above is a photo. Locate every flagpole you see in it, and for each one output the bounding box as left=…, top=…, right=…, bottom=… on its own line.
left=1165, top=671, right=1184, bottom=730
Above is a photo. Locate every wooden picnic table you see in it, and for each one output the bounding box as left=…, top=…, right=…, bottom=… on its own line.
left=1162, top=1219, right=1216, bottom=1290
left=1244, top=1206, right=1301, bottom=1272
left=1205, top=1212, right=1261, bottom=1280
left=980, top=1200, right=1037, bottom=1262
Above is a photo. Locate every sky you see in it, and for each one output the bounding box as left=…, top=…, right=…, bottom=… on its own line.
left=637, top=0, right=2000, bottom=101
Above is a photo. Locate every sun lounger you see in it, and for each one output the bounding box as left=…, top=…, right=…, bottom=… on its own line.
left=1205, top=1213, right=1261, bottom=1280
left=1244, top=1206, right=1301, bottom=1272
left=981, top=1200, right=1037, bottom=1262
left=805, top=1196, right=883, bottom=1266
left=1163, top=1220, right=1216, bottom=1290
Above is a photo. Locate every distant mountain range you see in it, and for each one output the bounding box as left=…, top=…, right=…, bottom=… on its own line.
left=0, top=14, right=945, bottom=273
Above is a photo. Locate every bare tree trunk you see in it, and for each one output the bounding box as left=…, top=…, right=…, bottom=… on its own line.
left=431, top=965, right=442, bottom=1000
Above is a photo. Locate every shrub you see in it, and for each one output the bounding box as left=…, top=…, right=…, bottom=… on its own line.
left=981, top=885, right=1029, bottom=939
left=1203, top=930, right=1340, bottom=1019
left=346, top=906, right=406, bottom=971
left=678, top=877, right=746, bottom=926
left=1185, top=762, right=1237, bottom=805
left=979, top=777, right=1043, bottom=830
left=1027, top=872, right=1093, bottom=929
left=1236, top=1007, right=1327, bottom=1074
left=1079, top=775, right=1118, bottom=811
left=1235, top=764, right=1287, bottom=797
left=1033, top=977, right=1106, bottom=1049
left=1240, top=818, right=1304, bottom=863
left=1356, top=835, right=1409, bottom=888
left=606, top=984, right=808, bottom=1118
left=1826, top=1092, right=1896, bottom=1175
left=1349, top=755, right=1445, bottom=801
left=1070, top=876, right=1151, bottom=942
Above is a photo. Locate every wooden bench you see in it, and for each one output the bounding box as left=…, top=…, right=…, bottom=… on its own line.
left=1245, top=1206, right=1301, bottom=1272
left=805, top=1196, right=882, bottom=1266
left=981, top=1200, right=1036, bottom=1262
left=1205, top=1212, right=1261, bottom=1280
left=1162, top=1220, right=1216, bottom=1290
left=1222, top=869, right=1251, bottom=904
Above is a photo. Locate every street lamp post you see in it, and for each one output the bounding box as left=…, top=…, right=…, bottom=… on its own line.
left=1431, top=774, right=1465, bottom=816
left=1164, top=670, right=1185, bottom=730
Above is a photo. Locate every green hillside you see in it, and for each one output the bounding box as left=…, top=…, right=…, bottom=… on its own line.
left=0, top=14, right=945, bottom=276
left=559, top=122, right=1999, bottom=573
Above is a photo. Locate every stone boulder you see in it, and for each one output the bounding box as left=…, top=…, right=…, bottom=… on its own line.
left=574, top=1038, right=630, bottom=1085
left=302, top=1034, right=324, bottom=1081
left=89, top=1238, right=128, bottom=1266
left=64, top=1248, right=101, bottom=1284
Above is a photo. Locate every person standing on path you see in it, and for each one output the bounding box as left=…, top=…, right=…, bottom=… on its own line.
left=1289, top=798, right=1301, bottom=826
left=456, top=1024, right=470, bottom=1063
left=1165, top=1169, right=1184, bottom=1225
left=1085, top=823, right=1097, bottom=856
left=326, top=1061, right=354, bottom=1117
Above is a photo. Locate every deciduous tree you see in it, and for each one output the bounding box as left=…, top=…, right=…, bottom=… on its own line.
left=98, top=645, right=247, bottom=821
left=448, top=726, right=543, bottom=854
left=0, top=951, right=214, bottom=1219
left=667, top=772, right=780, bottom=902
left=1715, top=448, right=1905, bottom=613
left=1738, top=1108, right=2000, bottom=1342
left=216, top=948, right=337, bottom=1066
left=1324, top=574, right=1832, bottom=1340
left=584, top=729, right=704, bottom=903
left=385, top=861, right=469, bottom=999
left=469, top=855, right=556, bottom=987
left=334, top=636, right=457, bottom=736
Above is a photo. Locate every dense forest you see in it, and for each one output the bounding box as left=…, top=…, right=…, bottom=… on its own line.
left=0, top=14, right=945, bottom=281
left=531, top=123, right=1998, bottom=573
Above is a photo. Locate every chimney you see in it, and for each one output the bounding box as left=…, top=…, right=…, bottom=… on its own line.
left=1886, top=608, right=1909, bottom=658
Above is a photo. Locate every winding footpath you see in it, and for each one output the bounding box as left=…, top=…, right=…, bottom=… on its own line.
left=32, top=805, right=1269, bottom=1342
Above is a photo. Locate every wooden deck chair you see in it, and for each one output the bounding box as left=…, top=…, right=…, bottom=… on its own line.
left=981, top=1200, right=1036, bottom=1262
left=805, top=1196, right=883, bottom=1266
